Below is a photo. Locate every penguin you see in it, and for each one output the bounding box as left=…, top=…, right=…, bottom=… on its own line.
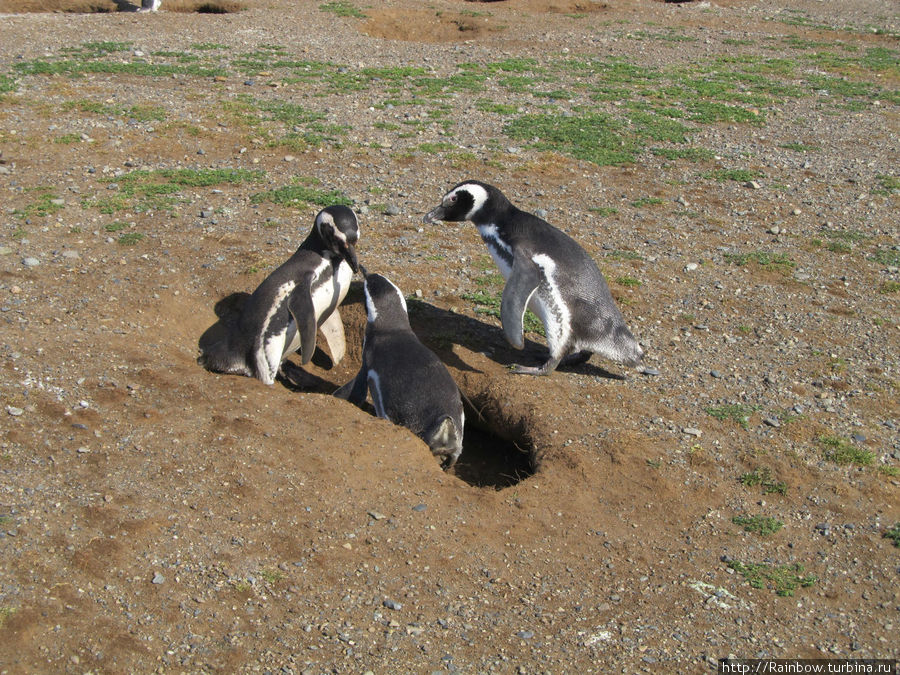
left=423, top=180, right=643, bottom=376
left=138, top=0, right=162, bottom=11
left=334, top=270, right=465, bottom=469
left=198, top=205, right=359, bottom=385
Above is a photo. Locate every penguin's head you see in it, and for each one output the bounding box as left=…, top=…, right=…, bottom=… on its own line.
left=423, top=180, right=494, bottom=225
left=362, top=271, right=409, bottom=328
left=315, top=205, right=360, bottom=273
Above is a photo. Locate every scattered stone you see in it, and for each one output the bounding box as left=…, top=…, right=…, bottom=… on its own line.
left=62, top=250, right=79, bottom=259
left=639, top=366, right=660, bottom=376
left=684, top=262, right=699, bottom=271
left=851, top=433, right=866, bottom=443
left=367, top=510, right=386, bottom=521
left=535, top=208, right=548, bottom=220
left=745, top=180, right=761, bottom=189
left=76, top=446, right=91, bottom=454
left=384, top=205, right=401, bottom=216
left=383, top=599, right=402, bottom=611
left=516, top=630, right=534, bottom=640
left=412, top=503, right=427, bottom=512
left=6, top=406, right=23, bottom=416
left=763, top=417, right=781, bottom=428
left=0, top=246, right=12, bottom=256
left=710, top=370, right=722, bottom=378
left=683, top=427, right=703, bottom=437
left=22, top=257, right=40, bottom=267
left=152, top=572, right=165, bottom=585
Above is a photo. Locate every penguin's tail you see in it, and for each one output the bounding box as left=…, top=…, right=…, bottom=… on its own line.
left=426, top=415, right=464, bottom=470
left=197, top=338, right=251, bottom=377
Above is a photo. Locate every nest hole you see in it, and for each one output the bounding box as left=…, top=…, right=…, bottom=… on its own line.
left=450, top=398, right=537, bottom=490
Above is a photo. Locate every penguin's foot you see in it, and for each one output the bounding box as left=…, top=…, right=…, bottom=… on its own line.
left=509, top=362, right=553, bottom=376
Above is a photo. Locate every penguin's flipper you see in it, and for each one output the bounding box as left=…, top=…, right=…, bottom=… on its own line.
left=334, top=363, right=368, bottom=406
left=500, top=251, right=542, bottom=350
left=319, top=307, right=346, bottom=366
left=288, top=286, right=318, bottom=365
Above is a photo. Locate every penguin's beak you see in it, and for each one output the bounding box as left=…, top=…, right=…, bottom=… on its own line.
left=340, top=242, right=359, bottom=274
left=423, top=204, right=445, bottom=224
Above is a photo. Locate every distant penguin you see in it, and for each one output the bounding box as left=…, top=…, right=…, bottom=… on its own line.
left=424, top=180, right=643, bottom=375
left=138, top=0, right=162, bottom=11
left=198, top=205, right=359, bottom=385
left=334, top=270, right=464, bottom=469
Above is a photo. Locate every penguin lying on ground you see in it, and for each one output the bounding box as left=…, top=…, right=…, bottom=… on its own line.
left=424, top=180, right=643, bottom=376
left=334, top=269, right=465, bottom=469
left=198, top=205, right=359, bottom=385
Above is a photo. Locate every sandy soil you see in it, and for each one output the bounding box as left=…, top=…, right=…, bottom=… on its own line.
left=0, top=0, right=898, bottom=673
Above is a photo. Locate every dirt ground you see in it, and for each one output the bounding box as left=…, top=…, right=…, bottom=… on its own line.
left=0, top=0, right=898, bottom=673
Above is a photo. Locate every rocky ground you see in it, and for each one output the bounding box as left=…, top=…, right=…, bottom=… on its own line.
left=0, top=0, right=898, bottom=673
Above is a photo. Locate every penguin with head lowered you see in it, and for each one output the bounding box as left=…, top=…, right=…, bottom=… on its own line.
left=424, top=180, right=643, bottom=376
left=334, top=269, right=464, bottom=470
left=198, top=205, right=359, bottom=385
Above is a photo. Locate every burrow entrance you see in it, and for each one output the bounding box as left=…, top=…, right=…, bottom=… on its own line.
left=452, top=404, right=536, bottom=490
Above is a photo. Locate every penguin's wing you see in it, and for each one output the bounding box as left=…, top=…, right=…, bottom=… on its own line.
left=287, top=279, right=318, bottom=365
left=318, top=307, right=346, bottom=365
left=500, top=249, right=542, bottom=350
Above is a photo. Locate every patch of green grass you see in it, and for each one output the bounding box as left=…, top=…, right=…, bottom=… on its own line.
left=818, top=435, right=875, bottom=466
left=504, top=112, right=644, bottom=167
left=874, top=174, right=899, bottom=195
left=704, top=168, right=765, bottom=183
left=55, top=133, right=82, bottom=145
left=878, top=465, right=899, bottom=477
left=250, top=184, right=352, bottom=208
left=192, top=42, right=228, bottom=51
left=732, top=514, right=784, bottom=536
left=825, top=241, right=852, bottom=254
left=884, top=522, right=900, bottom=547
left=723, top=250, right=795, bottom=270
left=126, top=105, right=167, bottom=122
left=476, top=99, right=521, bottom=115
left=259, top=568, right=284, bottom=584
left=14, top=57, right=225, bottom=79
left=104, top=221, right=130, bottom=232
left=631, top=197, right=663, bottom=208
left=650, top=147, right=714, bottom=162
left=0, top=73, right=18, bottom=94
left=589, top=207, right=620, bottom=217
left=738, top=467, right=782, bottom=493
left=727, top=560, right=816, bottom=597
left=868, top=248, right=900, bottom=267
left=780, top=142, right=819, bottom=152
left=319, top=1, right=366, bottom=18
left=14, top=188, right=65, bottom=219
left=461, top=290, right=544, bottom=336
left=879, top=281, right=900, bottom=295
left=416, top=141, right=455, bottom=154
left=706, top=403, right=757, bottom=429
left=615, top=276, right=642, bottom=287
left=117, top=232, right=144, bottom=246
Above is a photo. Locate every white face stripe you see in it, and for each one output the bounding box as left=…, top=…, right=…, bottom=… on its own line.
left=364, top=284, right=378, bottom=323
left=385, top=277, right=408, bottom=314
left=445, top=183, right=489, bottom=221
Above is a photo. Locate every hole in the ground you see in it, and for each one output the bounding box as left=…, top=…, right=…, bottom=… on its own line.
left=449, top=399, right=537, bottom=490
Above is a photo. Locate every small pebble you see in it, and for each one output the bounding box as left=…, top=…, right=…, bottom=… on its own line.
left=412, top=503, right=427, bottom=512
left=6, top=406, right=23, bottom=416
left=383, top=599, right=402, bottom=611
left=639, top=366, right=660, bottom=376
left=152, top=572, right=165, bottom=585
left=683, top=427, right=703, bottom=437
left=384, top=205, right=401, bottom=216
left=516, top=630, right=534, bottom=640
left=23, top=257, right=40, bottom=267
left=763, top=417, right=781, bottom=428
left=710, top=370, right=722, bottom=378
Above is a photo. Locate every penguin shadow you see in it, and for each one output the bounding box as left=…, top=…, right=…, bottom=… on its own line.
left=405, top=298, right=626, bottom=381
left=196, top=291, right=343, bottom=394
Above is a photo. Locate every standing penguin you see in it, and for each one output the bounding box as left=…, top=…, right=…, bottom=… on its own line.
left=424, top=180, right=643, bottom=375
left=198, top=205, right=359, bottom=385
left=334, top=270, right=465, bottom=469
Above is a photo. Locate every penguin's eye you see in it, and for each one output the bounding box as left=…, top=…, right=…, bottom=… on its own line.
left=448, top=194, right=457, bottom=203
